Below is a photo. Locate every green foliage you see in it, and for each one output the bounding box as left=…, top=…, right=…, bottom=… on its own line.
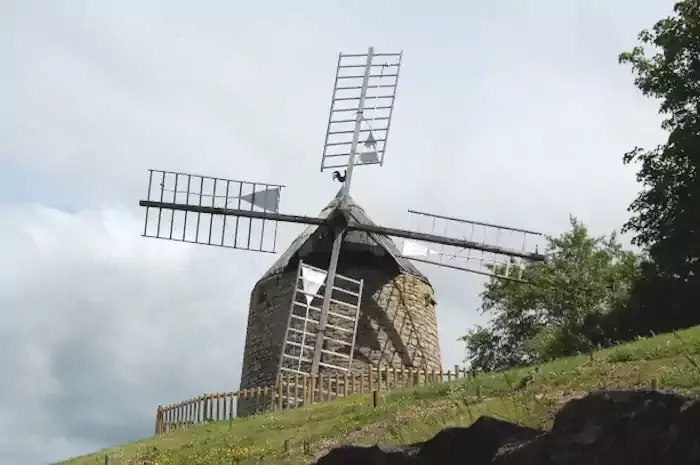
left=462, top=217, right=641, bottom=371
left=464, top=0, right=700, bottom=372
left=602, top=0, right=700, bottom=337
left=618, top=0, right=700, bottom=281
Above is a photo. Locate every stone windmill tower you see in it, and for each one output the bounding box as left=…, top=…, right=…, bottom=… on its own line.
left=238, top=191, right=441, bottom=414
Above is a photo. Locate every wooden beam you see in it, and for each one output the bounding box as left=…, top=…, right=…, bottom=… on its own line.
left=138, top=200, right=546, bottom=262
left=138, top=200, right=330, bottom=227
left=346, top=222, right=546, bottom=261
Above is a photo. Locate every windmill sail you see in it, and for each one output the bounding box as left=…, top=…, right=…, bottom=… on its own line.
left=141, top=169, right=285, bottom=253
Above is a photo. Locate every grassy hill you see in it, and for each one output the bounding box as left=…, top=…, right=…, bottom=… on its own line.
left=56, top=325, right=700, bottom=465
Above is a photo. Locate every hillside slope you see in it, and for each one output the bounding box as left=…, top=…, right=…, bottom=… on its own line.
left=56, top=325, right=700, bottom=465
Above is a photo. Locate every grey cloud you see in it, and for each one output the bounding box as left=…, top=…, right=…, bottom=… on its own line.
left=0, top=205, right=264, bottom=463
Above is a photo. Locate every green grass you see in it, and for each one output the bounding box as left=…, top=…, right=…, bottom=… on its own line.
left=56, top=325, right=700, bottom=465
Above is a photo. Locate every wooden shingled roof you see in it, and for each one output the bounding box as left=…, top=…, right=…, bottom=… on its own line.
left=258, top=190, right=430, bottom=284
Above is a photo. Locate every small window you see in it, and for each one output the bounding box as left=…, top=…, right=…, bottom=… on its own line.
left=424, top=293, right=437, bottom=307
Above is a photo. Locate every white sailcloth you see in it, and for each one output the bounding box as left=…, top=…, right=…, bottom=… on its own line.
left=301, top=266, right=327, bottom=305
left=401, top=240, right=438, bottom=257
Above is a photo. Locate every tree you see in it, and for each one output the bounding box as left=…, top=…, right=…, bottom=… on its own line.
left=462, top=217, right=641, bottom=371
left=618, top=0, right=700, bottom=282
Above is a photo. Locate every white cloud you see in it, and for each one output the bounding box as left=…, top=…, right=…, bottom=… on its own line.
left=0, top=0, right=676, bottom=463
left=0, top=204, right=261, bottom=463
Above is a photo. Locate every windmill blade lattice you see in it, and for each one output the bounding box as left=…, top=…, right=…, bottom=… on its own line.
left=321, top=51, right=402, bottom=171
left=397, top=210, right=546, bottom=283
left=141, top=169, right=284, bottom=253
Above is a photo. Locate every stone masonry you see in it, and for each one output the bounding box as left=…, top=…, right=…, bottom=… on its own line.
left=237, top=265, right=442, bottom=416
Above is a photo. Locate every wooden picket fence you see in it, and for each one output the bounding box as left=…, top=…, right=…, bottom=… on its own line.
left=154, top=364, right=474, bottom=435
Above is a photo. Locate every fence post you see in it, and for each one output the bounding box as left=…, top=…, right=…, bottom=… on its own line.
left=244, top=389, right=251, bottom=415
left=303, top=376, right=308, bottom=405
left=311, top=376, right=317, bottom=404
left=229, top=393, right=235, bottom=428
left=278, top=377, right=284, bottom=410
left=368, top=365, right=374, bottom=393
left=154, top=406, right=162, bottom=436
left=191, top=398, right=197, bottom=426
left=176, top=402, right=182, bottom=430
left=320, top=375, right=326, bottom=402
left=294, top=374, right=300, bottom=408
left=172, top=403, right=177, bottom=430
left=263, top=386, right=270, bottom=411
left=454, top=364, right=460, bottom=380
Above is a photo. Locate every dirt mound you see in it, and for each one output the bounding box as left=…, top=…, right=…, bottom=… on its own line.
left=314, top=389, right=700, bottom=465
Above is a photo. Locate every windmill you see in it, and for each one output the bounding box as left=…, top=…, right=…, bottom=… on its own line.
left=138, top=47, right=546, bottom=410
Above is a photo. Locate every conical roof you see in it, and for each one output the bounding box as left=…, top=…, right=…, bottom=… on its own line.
left=259, top=190, right=430, bottom=284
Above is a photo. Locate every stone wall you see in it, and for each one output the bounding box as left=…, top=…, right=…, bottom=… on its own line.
left=237, top=272, right=296, bottom=416
left=237, top=267, right=442, bottom=416
left=348, top=269, right=442, bottom=373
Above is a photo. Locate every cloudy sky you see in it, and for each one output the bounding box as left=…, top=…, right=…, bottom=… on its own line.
left=0, top=0, right=675, bottom=463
